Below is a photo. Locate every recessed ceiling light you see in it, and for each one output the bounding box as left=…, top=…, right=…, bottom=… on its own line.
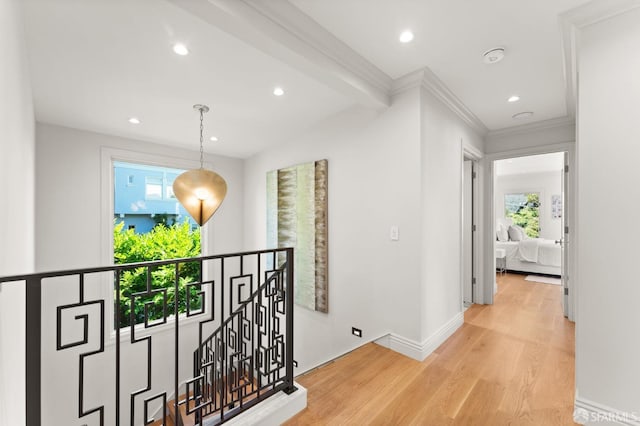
left=483, top=47, right=505, bottom=64
left=512, top=111, right=534, bottom=120
left=399, top=30, right=414, bottom=43
left=210, top=136, right=218, bottom=142
left=173, top=43, right=189, bottom=56
left=508, top=95, right=520, bottom=103
left=273, top=87, right=284, bottom=96
left=128, top=117, right=141, bottom=124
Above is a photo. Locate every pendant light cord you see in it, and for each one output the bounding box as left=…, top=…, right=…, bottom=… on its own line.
left=199, top=108, right=205, bottom=169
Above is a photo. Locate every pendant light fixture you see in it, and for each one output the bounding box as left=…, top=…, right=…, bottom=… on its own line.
left=172, top=104, right=227, bottom=226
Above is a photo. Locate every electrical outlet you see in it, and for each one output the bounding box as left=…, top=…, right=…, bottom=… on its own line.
left=293, top=360, right=298, bottom=368
left=352, top=327, right=362, bottom=338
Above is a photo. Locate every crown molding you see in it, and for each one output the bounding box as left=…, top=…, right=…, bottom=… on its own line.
left=392, top=68, right=488, bottom=136
left=487, top=116, right=575, bottom=139
left=559, top=0, right=640, bottom=119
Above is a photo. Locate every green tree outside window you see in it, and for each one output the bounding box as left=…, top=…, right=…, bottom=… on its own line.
left=505, top=193, right=540, bottom=238
left=114, top=220, right=202, bottom=328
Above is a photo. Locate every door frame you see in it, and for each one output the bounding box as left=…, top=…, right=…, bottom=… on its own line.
left=460, top=140, right=483, bottom=309
left=482, top=142, right=576, bottom=321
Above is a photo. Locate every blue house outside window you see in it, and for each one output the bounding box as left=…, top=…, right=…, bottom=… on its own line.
left=114, top=161, right=196, bottom=233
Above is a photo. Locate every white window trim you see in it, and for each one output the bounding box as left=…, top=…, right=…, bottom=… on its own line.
left=101, top=147, right=212, bottom=340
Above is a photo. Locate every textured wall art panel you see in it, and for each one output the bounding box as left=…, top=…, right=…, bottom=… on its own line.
left=266, top=160, right=328, bottom=312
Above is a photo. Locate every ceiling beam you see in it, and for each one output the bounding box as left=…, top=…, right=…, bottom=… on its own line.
left=169, top=0, right=391, bottom=108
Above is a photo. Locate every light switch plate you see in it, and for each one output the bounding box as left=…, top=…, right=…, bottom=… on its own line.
left=390, top=225, right=399, bottom=241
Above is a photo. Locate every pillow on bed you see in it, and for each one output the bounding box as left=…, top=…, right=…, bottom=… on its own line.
left=496, top=224, right=509, bottom=242
left=508, top=225, right=525, bottom=241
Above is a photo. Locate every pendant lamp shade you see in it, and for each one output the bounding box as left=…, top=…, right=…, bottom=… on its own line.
left=173, top=169, right=227, bottom=226
left=173, top=104, right=227, bottom=226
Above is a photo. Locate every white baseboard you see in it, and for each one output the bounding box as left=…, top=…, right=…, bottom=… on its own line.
left=574, top=397, right=640, bottom=425
left=375, top=312, right=464, bottom=361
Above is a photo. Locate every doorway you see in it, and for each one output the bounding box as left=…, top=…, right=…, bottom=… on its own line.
left=462, top=158, right=475, bottom=307
left=491, top=151, right=570, bottom=318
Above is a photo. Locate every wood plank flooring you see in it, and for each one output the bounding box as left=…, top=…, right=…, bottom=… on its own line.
left=285, top=273, right=577, bottom=425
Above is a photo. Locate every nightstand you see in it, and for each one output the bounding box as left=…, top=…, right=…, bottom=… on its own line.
left=496, top=248, right=506, bottom=275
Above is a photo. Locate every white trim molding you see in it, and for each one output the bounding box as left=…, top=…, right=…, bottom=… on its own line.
left=375, top=312, right=464, bottom=361
left=392, top=68, right=488, bottom=136
left=574, top=397, right=640, bottom=425
left=213, top=383, right=307, bottom=426
left=486, top=116, right=575, bottom=140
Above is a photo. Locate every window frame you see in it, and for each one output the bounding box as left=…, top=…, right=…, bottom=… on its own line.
left=101, top=147, right=212, bottom=343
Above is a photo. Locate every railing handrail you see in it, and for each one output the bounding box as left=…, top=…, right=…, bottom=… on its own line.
left=0, top=247, right=293, bottom=283
left=16, top=246, right=295, bottom=426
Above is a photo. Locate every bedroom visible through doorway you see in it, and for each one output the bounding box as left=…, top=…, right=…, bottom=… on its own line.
left=493, top=152, right=569, bottom=317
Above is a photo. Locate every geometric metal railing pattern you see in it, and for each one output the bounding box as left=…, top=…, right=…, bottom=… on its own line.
left=185, top=260, right=296, bottom=425
left=0, top=247, right=295, bottom=426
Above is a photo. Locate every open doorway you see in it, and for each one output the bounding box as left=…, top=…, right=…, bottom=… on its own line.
left=492, top=152, right=570, bottom=317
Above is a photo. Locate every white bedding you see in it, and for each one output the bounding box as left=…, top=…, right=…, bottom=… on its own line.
left=496, top=239, right=561, bottom=274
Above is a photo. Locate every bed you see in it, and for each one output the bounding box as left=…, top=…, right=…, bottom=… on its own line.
left=496, top=239, right=561, bottom=276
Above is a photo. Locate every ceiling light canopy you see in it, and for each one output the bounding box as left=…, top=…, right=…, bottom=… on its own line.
left=399, top=30, right=414, bottom=43
left=172, top=105, right=227, bottom=226
left=128, top=117, right=141, bottom=124
left=273, top=87, right=284, bottom=96
left=512, top=111, right=534, bottom=120
left=508, top=95, right=520, bottom=103
left=173, top=43, right=189, bottom=56
left=483, top=47, right=505, bottom=64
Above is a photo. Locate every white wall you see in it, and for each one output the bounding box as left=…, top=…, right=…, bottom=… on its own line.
left=244, top=89, right=424, bottom=372
left=419, top=88, right=484, bottom=341
left=35, top=123, right=245, bottom=424
left=0, top=0, right=35, bottom=423
left=575, top=8, right=640, bottom=418
left=495, top=171, right=563, bottom=241
left=36, top=123, right=245, bottom=270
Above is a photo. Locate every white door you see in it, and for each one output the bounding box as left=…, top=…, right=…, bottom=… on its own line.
left=561, top=152, right=569, bottom=316
left=463, top=160, right=473, bottom=305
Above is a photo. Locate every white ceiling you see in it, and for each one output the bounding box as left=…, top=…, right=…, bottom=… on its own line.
left=22, top=0, right=591, bottom=158
left=495, top=152, right=564, bottom=176
left=291, top=0, right=589, bottom=130
left=23, top=0, right=353, bottom=158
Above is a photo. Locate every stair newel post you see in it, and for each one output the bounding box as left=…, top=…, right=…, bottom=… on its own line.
left=174, top=261, right=184, bottom=426
left=283, top=248, right=297, bottom=395
left=25, top=276, right=42, bottom=426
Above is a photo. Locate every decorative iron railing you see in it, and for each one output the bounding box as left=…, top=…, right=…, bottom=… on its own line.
left=0, top=248, right=295, bottom=426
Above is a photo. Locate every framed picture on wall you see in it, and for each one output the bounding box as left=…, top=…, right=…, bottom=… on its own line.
left=551, top=194, right=562, bottom=219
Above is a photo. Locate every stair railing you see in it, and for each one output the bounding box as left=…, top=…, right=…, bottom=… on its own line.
left=0, top=247, right=295, bottom=426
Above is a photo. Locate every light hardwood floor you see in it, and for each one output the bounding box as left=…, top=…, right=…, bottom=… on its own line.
left=285, top=273, right=577, bottom=425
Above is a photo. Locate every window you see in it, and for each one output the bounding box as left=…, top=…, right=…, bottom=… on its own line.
left=145, top=177, right=163, bottom=199
left=113, top=161, right=200, bottom=329
left=505, top=192, right=540, bottom=238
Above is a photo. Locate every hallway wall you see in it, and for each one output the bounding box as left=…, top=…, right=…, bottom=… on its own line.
left=576, top=7, right=640, bottom=418
left=244, top=89, right=424, bottom=373
left=0, top=0, right=35, bottom=423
